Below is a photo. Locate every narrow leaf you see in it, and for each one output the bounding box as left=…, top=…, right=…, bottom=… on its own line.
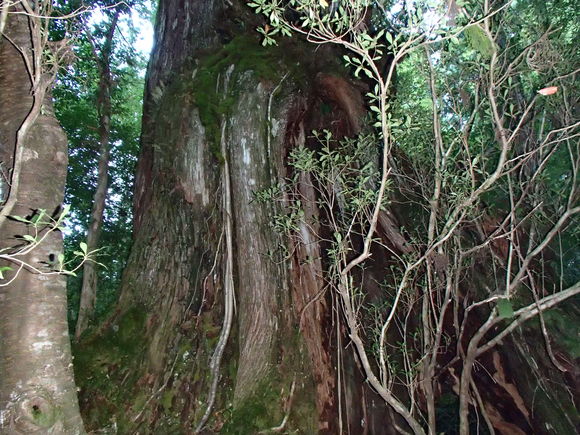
left=10, top=215, right=30, bottom=223
left=0, top=266, right=12, bottom=279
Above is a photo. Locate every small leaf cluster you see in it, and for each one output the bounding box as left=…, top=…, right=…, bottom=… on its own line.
left=0, top=206, right=97, bottom=281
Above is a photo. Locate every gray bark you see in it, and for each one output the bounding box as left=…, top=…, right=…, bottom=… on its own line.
left=0, top=6, right=84, bottom=434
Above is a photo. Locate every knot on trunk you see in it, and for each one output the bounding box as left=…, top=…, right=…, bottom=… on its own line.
left=7, top=386, right=59, bottom=432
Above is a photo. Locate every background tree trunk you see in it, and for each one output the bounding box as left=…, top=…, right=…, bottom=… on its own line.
left=0, top=6, right=84, bottom=434
left=75, top=12, right=119, bottom=340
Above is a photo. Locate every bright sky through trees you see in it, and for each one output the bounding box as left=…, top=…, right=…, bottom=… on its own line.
left=125, top=5, right=154, bottom=57
left=62, top=2, right=153, bottom=237
left=88, top=2, right=154, bottom=57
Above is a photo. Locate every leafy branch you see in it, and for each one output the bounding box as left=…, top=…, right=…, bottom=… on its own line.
left=0, top=205, right=102, bottom=286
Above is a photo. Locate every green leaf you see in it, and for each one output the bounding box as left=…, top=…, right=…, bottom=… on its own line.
left=497, top=298, right=514, bottom=319
left=31, top=210, right=46, bottom=224
left=80, top=242, right=88, bottom=254
left=465, top=24, right=496, bottom=59
left=60, top=204, right=71, bottom=218
left=0, top=266, right=12, bottom=279
left=10, top=215, right=31, bottom=223
left=22, top=234, right=36, bottom=243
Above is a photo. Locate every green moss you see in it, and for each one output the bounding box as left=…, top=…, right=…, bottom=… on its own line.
left=191, top=34, right=308, bottom=159
left=218, top=329, right=317, bottom=434
left=541, top=305, right=580, bottom=358
left=220, top=377, right=284, bottom=434
left=435, top=393, right=492, bottom=435
left=72, top=306, right=148, bottom=430
left=29, top=403, right=58, bottom=428
left=219, top=371, right=317, bottom=434
left=530, top=385, right=579, bottom=432
left=161, top=389, right=175, bottom=410
left=132, top=392, right=148, bottom=413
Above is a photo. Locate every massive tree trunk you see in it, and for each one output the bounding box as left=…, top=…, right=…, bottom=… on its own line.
left=73, top=1, right=579, bottom=434
left=74, top=1, right=386, bottom=433
left=0, top=4, right=84, bottom=434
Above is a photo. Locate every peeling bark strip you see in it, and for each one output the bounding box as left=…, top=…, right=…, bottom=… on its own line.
left=315, top=73, right=366, bottom=134
left=227, top=73, right=282, bottom=403
left=282, top=103, right=337, bottom=431
left=0, top=5, right=84, bottom=434
left=291, top=169, right=337, bottom=432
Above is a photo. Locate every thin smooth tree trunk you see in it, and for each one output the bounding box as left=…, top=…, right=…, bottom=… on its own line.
left=75, top=12, right=119, bottom=339
left=0, top=5, right=84, bottom=433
